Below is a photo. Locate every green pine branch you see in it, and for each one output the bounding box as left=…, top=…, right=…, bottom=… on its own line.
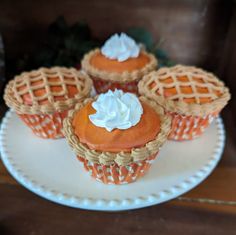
left=15, top=17, right=174, bottom=74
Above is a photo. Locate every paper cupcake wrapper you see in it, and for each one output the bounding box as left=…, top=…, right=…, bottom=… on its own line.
left=168, top=112, right=218, bottom=141
left=77, top=153, right=157, bottom=185
left=92, top=77, right=138, bottom=94
left=17, top=110, right=68, bottom=139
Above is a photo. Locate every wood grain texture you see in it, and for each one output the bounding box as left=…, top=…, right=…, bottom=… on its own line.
left=0, top=185, right=235, bottom=235
left=0, top=0, right=233, bottom=73
left=0, top=1, right=236, bottom=234
left=218, top=4, right=236, bottom=125
left=0, top=106, right=236, bottom=235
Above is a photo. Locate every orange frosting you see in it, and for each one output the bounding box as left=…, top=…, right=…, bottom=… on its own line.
left=73, top=101, right=160, bottom=152
left=90, top=51, right=150, bottom=73
left=151, top=76, right=222, bottom=104
left=18, top=77, right=79, bottom=105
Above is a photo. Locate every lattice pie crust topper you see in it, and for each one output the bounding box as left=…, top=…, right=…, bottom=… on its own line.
left=138, top=65, right=231, bottom=117
left=4, top=67, right=93, bottom=115
left=81, top=49, right=158, bottom=83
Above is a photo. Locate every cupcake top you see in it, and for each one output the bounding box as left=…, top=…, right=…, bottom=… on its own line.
left=63, top=90, right=171, bottom=166
left=138, top=65, right=231, bottom=117
left=81, top=33, right=157, bottom=83
left=4, top=67, right=92, bottom=114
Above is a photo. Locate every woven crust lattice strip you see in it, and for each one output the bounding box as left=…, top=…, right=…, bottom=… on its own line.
left=81, top=49, right=158, bottom=83
left=4, top=67, right=93, bottom=115
left=138, top=65, right=231, bottom=117
left=63, top=96, right=171, bottom=166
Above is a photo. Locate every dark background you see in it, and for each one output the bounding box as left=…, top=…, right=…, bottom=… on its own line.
left=0, top=0, right=235, bottom=112
left=0, top=0, right=233, bottom=67
left=0, top=1, right=236, bottom=234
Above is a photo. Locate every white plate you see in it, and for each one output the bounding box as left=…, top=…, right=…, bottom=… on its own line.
left=0, top=110, right=225, bottom=211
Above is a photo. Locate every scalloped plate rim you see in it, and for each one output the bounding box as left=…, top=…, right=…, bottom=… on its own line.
left=0, top=110, right=225, bottom=211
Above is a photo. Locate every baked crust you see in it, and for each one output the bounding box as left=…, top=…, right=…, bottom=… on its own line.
left=63, top=96, right=171, bottom=166
left=4, top=67, right=93, bottom=114
left=138, top=65, right=231, bottom=117
left=81, top=49, right=157, bottom=83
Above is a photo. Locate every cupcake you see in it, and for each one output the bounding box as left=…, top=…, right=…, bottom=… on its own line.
left=4, top=67, right=92, bottom=139
left=81, top=33, right=157, bottom=94
left=138, top=65, right=231, bottom=141
left=63, top=89, right=171, bottom=184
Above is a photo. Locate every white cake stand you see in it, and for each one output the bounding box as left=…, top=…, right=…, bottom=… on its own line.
left=0, top=110, right=225, bottom=211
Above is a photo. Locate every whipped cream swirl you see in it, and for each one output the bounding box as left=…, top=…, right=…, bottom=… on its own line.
left=101, top=33, right=140, bottom=62
left=89, top=90, right=143, bottom=132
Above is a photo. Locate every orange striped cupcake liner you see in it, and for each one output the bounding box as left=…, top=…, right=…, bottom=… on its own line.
left=92, top=78, right=138, bottom=94
left=77, top=153, right=158, bottom=185
left=168, top=111, right=219, bottom=141
left=17, top=110, right=69, bottom=139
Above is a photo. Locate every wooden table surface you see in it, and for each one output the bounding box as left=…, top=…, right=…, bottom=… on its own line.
left=0, top=104, right=236, bottom=235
